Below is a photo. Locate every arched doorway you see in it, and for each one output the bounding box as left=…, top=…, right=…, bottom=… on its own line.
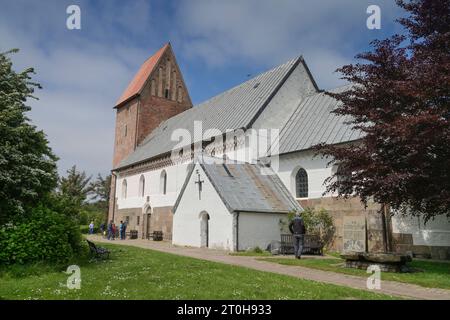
left=142, top=204, right=152, bottom=239
left=200, top=212, right=210, bottom=248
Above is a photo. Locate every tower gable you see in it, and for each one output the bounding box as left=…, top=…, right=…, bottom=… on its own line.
left=112, top=43, right=192, bottom=168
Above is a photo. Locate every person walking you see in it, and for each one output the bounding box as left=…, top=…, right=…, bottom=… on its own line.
left=289, top=212, right=306, bottom=259
left=89, top=221, right=94, bottom=235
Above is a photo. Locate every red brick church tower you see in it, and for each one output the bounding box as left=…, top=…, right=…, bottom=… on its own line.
left=108, top=43, right=192, bottom=220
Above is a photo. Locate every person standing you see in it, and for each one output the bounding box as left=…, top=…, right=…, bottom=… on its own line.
left=107, top=220, right=113, bottom=240
left=112, top=222, right=117, bottom=240
left=122, top=220, right=128, bottom=240
left=289, top=212, right=306, bottom=259
left=119, top=220, right=124, bottom=240
left=89, top=221, right=94, bottom=235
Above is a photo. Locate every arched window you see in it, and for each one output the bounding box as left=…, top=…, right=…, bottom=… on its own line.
left=160, top=170, right=167, bottom=195
left=122, top=179, right=128, bottom=199
left=139, top=175, right=145, bottom=197
left=295, top=168, right=308, bottom=198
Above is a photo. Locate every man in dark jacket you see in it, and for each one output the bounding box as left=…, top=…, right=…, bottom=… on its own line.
left=289, top=212, right=306, bottom=259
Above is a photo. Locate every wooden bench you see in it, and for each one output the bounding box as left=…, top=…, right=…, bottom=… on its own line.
left=303, top=234, right=324, bottom=255
left=146, top=231, right=163, bottom=241
left=280, top=234, right=324, bottom=255
left=280, top=234, right=295, bottom=254
left=86, top=240, right=110, bottom=259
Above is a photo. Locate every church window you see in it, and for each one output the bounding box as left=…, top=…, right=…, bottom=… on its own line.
left=160, top=170, right=167, bottom=195
left=122, top=179, right=128, bottom=199
left=137, top=216, right=140, bottom=226
left=295, top=168, right=308, bottom=198
left=233, top=136, right=238, bottom=150
left=124, top=124, right=127, bottom=137
left=165, top=88, right=170, bottom=99
left=139, top=175, right=145, bottom=197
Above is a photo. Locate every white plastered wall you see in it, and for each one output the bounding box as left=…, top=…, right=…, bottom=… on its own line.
left=116, top=162, right=192, bottom=210
left=172, top=164, right=234, bottom=250
left=276, top=150, right=333, bottom=199
left=392, top=213, right=450, bottom=247
left=237, top=212, right=286, bottom=251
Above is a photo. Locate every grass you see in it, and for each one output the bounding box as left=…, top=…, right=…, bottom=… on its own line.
left=0, top=243, right=395, bottom=300
left=258, top=256, right=450, bottom=290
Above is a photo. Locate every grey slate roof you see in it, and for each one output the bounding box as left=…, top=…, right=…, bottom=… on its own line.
left=116, top=56, right=302, bottom=169
left=271, top=86, right=363, bottom=155
left=173, top=157, right=303, bottom=214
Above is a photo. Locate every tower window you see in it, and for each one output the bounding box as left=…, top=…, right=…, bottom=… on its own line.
left=124, top=124, right=127, bottom=137
left=165, top=89, right=170, bottom=99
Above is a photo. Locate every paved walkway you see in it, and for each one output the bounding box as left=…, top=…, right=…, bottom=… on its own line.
left=87, top=235, right=450, bottom=300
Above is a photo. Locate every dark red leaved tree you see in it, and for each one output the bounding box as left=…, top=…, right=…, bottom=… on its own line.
left=315, top=0, right=450, bottom=223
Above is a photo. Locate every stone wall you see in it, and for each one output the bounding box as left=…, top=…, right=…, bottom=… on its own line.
left=150, top=206, right=174, bottom=241
left=299, top=197, right=384, bottom=252
left=114, top=205, right=174, bottom=241
left=392, top=232, right=450, bottom=259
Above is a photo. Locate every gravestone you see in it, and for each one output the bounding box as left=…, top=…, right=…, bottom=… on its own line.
left=343, top=216, right=366, bottom=253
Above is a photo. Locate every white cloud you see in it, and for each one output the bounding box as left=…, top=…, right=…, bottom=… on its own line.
left=0, top=2, right=154, bottom=177
left=174, top=0, right=401, bottom=89
left=0, top=0, right=404, bottom=177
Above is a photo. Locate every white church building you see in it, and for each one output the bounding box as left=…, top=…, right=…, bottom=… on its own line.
left=108, top=43, right=450, bottom=259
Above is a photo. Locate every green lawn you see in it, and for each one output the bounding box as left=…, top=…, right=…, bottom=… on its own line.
left=0, top=243, right=394, bottom=300
left=259, top=256, right=450, bottom=290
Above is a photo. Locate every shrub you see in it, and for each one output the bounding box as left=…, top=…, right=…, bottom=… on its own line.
left=0, top=205, right=83, bottom=264
left=280, top=207, right=335, bottom=248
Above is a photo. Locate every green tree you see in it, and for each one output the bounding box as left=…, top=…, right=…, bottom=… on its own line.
left=315, top=0, right=450, bottom=222
left=57, top=165, right=92, bottom=207
left=0, top=49, right=58, bottom=224
left=90, top=174, right=111, bottom=209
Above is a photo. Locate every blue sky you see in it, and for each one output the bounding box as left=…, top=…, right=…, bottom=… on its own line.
left=0, top=0, right=404, bottom=177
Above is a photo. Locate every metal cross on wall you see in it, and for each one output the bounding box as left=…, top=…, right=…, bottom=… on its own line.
left=194, top=169, right=204, bottom=200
